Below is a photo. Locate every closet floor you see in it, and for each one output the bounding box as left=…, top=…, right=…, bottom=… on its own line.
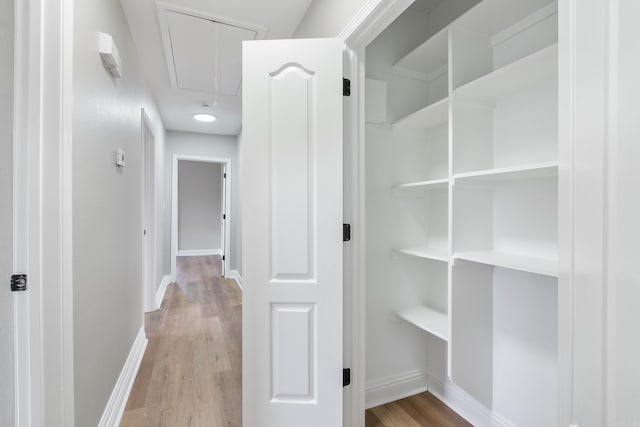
left=365, top=392, right=471, bottom=427
left=120, top=255, right=241, bottom=427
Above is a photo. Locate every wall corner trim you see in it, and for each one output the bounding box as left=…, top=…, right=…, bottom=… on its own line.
left=338, top=0, right=414, bottom=47
left=97, top=327, right=147, bottom=427
left=229, top=270, right=243, bottom=291
left=155, top=275, right=173, bottom=310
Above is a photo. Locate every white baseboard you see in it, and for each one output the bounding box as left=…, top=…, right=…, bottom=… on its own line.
left=426, top=374, right=514, bottom=427
left=176, top=248, right=221, bottom=257
left=365, top=370, right=513, bottom=427
left=154, top=275, right=172, bottom=310
left=229, top=270, right=243, bottom=291
left=98, top=327, right=147, bottom=427
left=365, top=369, right=429, bottom=409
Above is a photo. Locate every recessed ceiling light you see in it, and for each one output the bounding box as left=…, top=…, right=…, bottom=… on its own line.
left=193, top=113, right=216, bottom=122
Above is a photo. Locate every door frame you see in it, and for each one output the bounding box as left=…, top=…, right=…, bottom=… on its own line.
left=339, top=0, right=577, bottom=426
left=13, top=0, right=75, bottom=425
left=141, top=109, right=157, bottom=312
left=336, top=1, right=415, bottom=425
left=171, top=154, right=231, bottom=278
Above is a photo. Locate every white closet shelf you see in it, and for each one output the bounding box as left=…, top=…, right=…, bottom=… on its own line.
left=455, top=43, right=558, bottom=104
left=454, top=250, right=558, bottom=277
left=392, top=97, right=449, bottom=131
left=394, top=245, right=449, bottom=262
left=393, top=27, right=448, bottom=81
left=453, top=161, right=558, bottom=186
left=396, top=306, right=449, bottom=341
left=393, top=178, right=449, bottom=192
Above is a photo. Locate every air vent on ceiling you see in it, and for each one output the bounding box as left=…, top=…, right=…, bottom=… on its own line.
left=157, top=3, right=265, bottom=96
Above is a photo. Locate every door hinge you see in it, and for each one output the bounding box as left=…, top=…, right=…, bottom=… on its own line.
left=144, top=229, right=147, bottom=235
left=222, top=255, right=225, bottom=261
left=11, top=274, right=27, bottom=292
left=343, top=368, right=351, bottom=387
left=343, top=78, right=351, bottom=96
left=224, top=173, right=227, bottom=179
left=343, top=224, right=351, bottom=242
left=223, top=214, right=226, bottom=220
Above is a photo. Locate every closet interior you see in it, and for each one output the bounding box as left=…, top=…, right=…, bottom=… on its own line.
left=364, top=0, right=559, bottom=425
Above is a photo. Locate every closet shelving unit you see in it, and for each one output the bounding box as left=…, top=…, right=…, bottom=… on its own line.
left=388, top=23, right=451, bottom=343
left=380, top=0, right=560, bottom=425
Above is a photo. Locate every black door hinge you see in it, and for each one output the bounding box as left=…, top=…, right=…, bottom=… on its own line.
left=222, top=255, right=225, bottom=261
left=343, top=224, right=351, bottom=242
left=343, top=368, right=351, bottom=387
left=11, top=274, right=27, bottom=292
left=224, top=173, right=227, bottom=178
left=343, top=78, right=351, bottom=96
left=223, top=214, right=226, bottom=220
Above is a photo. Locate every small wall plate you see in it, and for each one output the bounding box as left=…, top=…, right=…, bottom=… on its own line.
left=115, top=148, right=126, bottom=167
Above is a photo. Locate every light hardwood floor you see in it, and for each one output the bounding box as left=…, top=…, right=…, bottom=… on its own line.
left=121, top=256, right=467, bottom=427
left=365, top=392, right=472, bottom=427
left=121, top=255, right=241, bottom=427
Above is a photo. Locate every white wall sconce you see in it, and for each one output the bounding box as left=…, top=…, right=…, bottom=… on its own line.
left=99, top=32, right=122, bottom=78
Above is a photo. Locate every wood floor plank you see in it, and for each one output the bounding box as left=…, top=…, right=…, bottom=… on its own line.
left=365, top=392, right=472, bottom=427
left=121, top=255, right=241, bottom=427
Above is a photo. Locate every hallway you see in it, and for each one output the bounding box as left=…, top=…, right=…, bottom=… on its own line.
left=121, top=256, right=241, bottom=426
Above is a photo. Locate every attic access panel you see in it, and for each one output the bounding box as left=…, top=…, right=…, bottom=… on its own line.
left=161, top=9, right=259, bottom=96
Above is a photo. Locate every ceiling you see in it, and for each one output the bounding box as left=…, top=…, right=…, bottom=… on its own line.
left=121, top=0, right=313, bottom=135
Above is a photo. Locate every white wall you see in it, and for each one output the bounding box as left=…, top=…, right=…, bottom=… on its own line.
left=294, top=0, right=369, bottom=38
left=72, top=0, right=165, bottom=424
left=235, top=131, right=243, bottom=276
left=178, top=161, right=223, bottom=252
left=165, top=131, right=240, bottom=272
left=612, top=1, right=640, bottom=424
left=0, top=0, right=14, bottom=424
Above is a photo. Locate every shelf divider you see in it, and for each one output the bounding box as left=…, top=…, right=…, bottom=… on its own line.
left=455, top=43, right=558, bottom=105
left=393, top=27, right=449, bottom=81
left=453, top=250, right=558, bottom=277
left=393, top=178, right=449, bottom=193
left=394, top=245, right=449, bottom=263
left=392, top=97, right=449, bottom=132
left=453, top=161, right=558, bottom=186
left=396, top=306, right=449, bottom=341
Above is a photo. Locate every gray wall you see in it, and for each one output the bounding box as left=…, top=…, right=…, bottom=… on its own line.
left=0, top=0, right=14, bottom=425
left=165, top=131, right=240, bottom=273
left=178, top=161, right=223, bottom=252
left=72, top=0, right=165, bottom=425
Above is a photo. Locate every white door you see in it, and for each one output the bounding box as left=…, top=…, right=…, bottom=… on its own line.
left=242, top=38, right=344, bottom=427
left=0, top=0, right=14, bottom=422
left=220, top=165, right=227, bottom=277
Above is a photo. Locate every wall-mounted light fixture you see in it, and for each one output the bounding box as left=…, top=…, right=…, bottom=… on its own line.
left=99, top=32, right=122, bottom=78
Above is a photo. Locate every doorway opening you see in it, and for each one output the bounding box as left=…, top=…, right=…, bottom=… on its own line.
left=141, top=109, right=157, bottom=313
left=171, top=155, right=231, bottom=279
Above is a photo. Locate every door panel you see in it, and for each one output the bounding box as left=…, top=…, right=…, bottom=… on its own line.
left=0, top=0, right=14, bottom=423
left=242, top=38, right=344, bottom=427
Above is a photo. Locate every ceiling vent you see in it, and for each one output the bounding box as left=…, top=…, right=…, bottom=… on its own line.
left=156, top=2, right=266, bottom=96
